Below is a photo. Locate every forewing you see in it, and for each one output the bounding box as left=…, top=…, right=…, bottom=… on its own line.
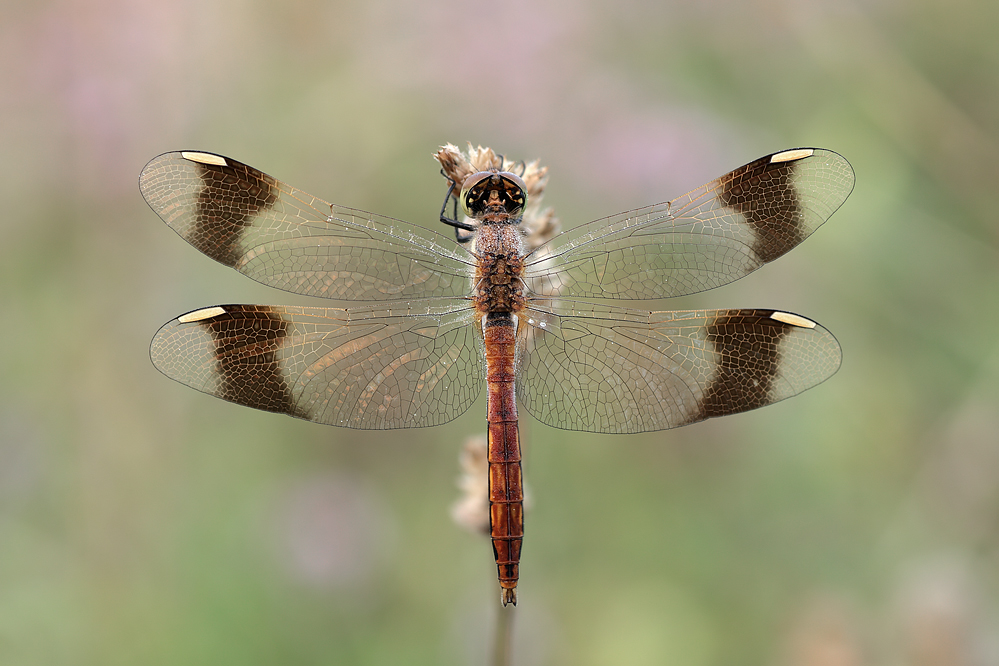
left=150, top=300, right=483, bottom=429
left=516, top=301, right=841, bottom=433
left=522, top=149, right=854, bottom=300
left=139, top=151, right=474, bottom=301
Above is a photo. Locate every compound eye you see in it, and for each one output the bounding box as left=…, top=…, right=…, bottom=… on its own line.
left=459, top=172, right=491, bottom=217
left=460, top=171, right=528, bottom=217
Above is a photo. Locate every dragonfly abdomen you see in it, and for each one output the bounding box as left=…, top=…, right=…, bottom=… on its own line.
left=484, top=311, right=524, bottom=606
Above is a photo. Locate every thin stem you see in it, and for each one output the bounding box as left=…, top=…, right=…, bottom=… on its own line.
left=491, top=602, right=515, bottom=666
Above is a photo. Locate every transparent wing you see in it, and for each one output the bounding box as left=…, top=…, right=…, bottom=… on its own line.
left=522, top=148, right=854, bottom=300
left=139, top=151, right=474, bottom=301
left=516, top=301, right=841, bottom=433
left=150, top=300, right=483, bottom=429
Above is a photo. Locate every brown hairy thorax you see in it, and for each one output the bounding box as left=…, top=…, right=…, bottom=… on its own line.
left=473, top=250, right=526, bottom=314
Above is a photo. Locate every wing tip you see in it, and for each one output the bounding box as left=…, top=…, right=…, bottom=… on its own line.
left=178, top=306, right=227, bottom=323
left=770, top=148, right=815, bottom=163
left=770, top=311, right=816, bottom=329
left=180, top=151, right=228, bottom=166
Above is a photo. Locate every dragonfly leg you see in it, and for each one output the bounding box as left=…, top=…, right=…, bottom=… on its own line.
left=438, top=178, right=476, bottom=242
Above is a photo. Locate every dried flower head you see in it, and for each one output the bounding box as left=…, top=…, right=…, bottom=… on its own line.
left=433, top=143, right=560, bottom=251
left=450, top=434, right=490, bottom=535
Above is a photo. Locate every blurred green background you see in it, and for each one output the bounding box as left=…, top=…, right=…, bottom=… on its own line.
left=2, top=0, right=998, bottom=664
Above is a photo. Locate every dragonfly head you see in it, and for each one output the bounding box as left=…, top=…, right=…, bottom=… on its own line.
left=460, top=170, right=527, bottom=218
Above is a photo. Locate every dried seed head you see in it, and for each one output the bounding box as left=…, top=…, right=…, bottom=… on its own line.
left=450, top=434, right=490, bottom=535
left=433, top=143, right=477, bottom=189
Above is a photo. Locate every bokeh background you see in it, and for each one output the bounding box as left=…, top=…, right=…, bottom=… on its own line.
left=2, top=0, right=998, bottom=664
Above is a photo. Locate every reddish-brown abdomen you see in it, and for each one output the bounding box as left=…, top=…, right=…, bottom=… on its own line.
left=484, top=315, right=524, bottom=605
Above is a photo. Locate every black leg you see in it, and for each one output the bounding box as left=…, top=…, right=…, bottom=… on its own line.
left=496, top=153, right=526, bottom=177
left=438, top=179, right=477, bottom=242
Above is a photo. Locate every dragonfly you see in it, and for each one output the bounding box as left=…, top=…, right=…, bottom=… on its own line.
left=140, top=145, right=854, bottom=605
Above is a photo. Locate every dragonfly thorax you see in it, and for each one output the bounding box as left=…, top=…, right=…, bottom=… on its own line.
left=473, top=223, right=526, bottom=315
left=460, top=170, right=527, bottom=218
